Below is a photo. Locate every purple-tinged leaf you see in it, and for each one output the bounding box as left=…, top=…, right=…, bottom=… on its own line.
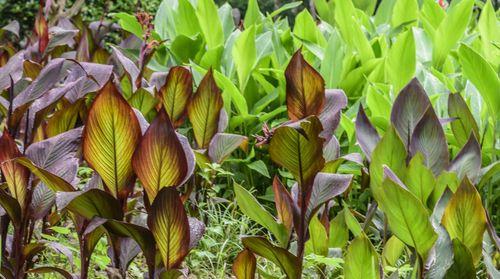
left=0, top=188, right=22, bottom=228
left=65, top=62, right=114, bottom=102
left=306, top=172, right=352, bottom=222
left=208, top=133, right=248, bottom=163
left=111, top=46, right=140, bottom=91
left=272, top=176, right=295, bottom=232
left=45, top=26, right=78, bottom=54
left=56, top=189, right=123, bottom=220
left=0, top=51, right=25, bottom=90
left=390, top=78, right=431, bottom=148
left=27, top=267, right=75, bottom=279
left=188, top=217, right=205, bottom=249
left=355, top=105, right=379, bottom=161
left=448, top=133, right=481, bottom=183
left=319, top=89, right=347, bottom=141
left=410, top=107, right=449, bottom=176
left=323, top=135, right=340, bottom=162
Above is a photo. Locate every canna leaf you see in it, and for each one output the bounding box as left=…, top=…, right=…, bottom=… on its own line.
left=444, top=239, right=475, bottom=279
left=410, top=107, right=449, bottom=176
left=285, top=50, right=325, bottom=121
left=378, top=167, right=437, bottom=259
left=160, top=66, right=193, bottom=126
left=447, top=93, right=479, bottom=147
left=390, top=78, right=431, bottom=148
left=45, top=100, right=84, bottom=137
left=147, top=187, right=190, bottom=270
left=15, top=158, right=74, bottom=192
left=355, top=105, right=380, bottom=161
left=187, top=69, right=223, bottom=149
left=403, top=153, right=435, bottom=205
left=242, top=236, right=300, bottom=279
left=306, top=173, right=352, bottom=223
left=383, top=236, right=405, bottom=267
left=83, top=81, right=141, bottom=200
left=234, top=183, right=289, bottom=247
left=208, top=133, right=248, bottom=163
left=441, top=177, right=486, bottom=265
left=272, top=176, right=294, bottom=232
left=448, top=134, right=481, bottom=182
left=328, top=210, right=349, bottom=248
left=0, top=130, right=29, bottom=208
left=56, top=189, right=123, bottom=220
left=232, top=249, right=256, bottom=279
left=269, top=116, right=325, bottom=193
left=305, top=215, right=329, bottom=257
left=132, top=109, right=189, bottom=201
left=344, top=234, right=381, bottom=279
left=0, top=188, right=22, bottom=228
left=319, top=89, right=347, bottom=141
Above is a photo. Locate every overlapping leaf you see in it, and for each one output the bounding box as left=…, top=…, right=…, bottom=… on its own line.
left=160, top=66, right=193, bottom=126
left=0, top=130, right=29, bottom=207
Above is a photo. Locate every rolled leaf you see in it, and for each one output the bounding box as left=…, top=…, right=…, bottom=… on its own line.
left=232, top=249, right=256, bottom=279
left=0, top=130, right=29, bottom=207
left=390, top=78, right=430, bottom=148
left=147, top=187, right=190, bottom=270
left=132, top=109, right=189, bottom=201
left=355, top=105, right=380, bottom=161
left=447, top=93, right=479, bottom=147
left=269, top=116, right=325, bottom=192
left=344, top=234, right=380, bottom=279
left=208, top=133, right=248, bottom=163
left=410, top=107, right=449, bottom=176
left=187, top=69, right=223, bottom=148
left=83, top=81, right=141, bottom=199
left=242, top=236, right=300, bottom=279
left=441, top=177, right=486, bottom=265
left=160, top=66, right=193, bottom=126
left=285, top=50, right=325, bottom=121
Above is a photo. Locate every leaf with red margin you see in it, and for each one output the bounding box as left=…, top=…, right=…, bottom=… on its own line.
left=448, top=93, right=479, bottom=147
left=187, top=69, right=223, bottom=149
left=83, top=81, right=141, bottom=200
left=208, top=133, right=248, bottom=163
left=232, top=249, right=256, bottom=279
left=269, top=116, right=325, bottom=193
left=355, top=105, right=380, bottom=161
left=34, top=6, right=49, bottom=54
left=160, top=66, right=193, bottom=127
left=147, top=187, right=190, bottom=270
left=441, top=177, right=486, bottom=265
left=285, top=50, right=325, bottom=121
left=133, top=109, right=188, bottom=201
left=242, top=236, right=300, bottom=279
left=390, top=78, right=431, bottom=148
left=272, top=176, right=294, bottom=232
left=410, top=107, right=449, bottom=176
left=0, top=130, right=29, bottom=208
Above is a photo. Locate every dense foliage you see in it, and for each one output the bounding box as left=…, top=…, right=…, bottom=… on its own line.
left=0, top=0, right=498, bottom=278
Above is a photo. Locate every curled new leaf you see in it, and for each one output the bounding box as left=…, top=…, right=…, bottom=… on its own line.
left=441, top=177, right=486, bottom=265
left=147, top=187, right=190, bottom=270
left=160, top=66, right=193, bottom=126
left=133, top=109, right=189, bottom=201
left=232, top=249, right=256, bottom=279
left=390, top=78, right=430, bottom=148
left=285, top=50, right=325, bottom=121
left=0, top=130, right=29, bottom=208
left=187, top=69, right=223, bottom=149
left=269, top=116, right=325, bottom=192
left=83, top=81, right=141, bottom=200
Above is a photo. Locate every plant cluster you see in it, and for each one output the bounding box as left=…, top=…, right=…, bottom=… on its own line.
left=0, top=0, right=498, bottom=278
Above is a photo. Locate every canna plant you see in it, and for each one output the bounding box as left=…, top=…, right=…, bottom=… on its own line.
left=233, top=50, right=355, bottom=278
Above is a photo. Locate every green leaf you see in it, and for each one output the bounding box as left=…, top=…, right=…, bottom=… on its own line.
left=57, top=189, right=123, bottom=220
left=232, top=249, right=256, bottom=279
left=159, top=66, right=193, bottom=126
left=232, top=26, right=256, bottom=91
left=243, top=0, right=262, bottom=28
left=458, top=43, right=500, bottom=117
left=383, top=236, right=405, bottom=266
left=391, top=0, right=418, bottom=29
left=378, top=168, right=437, bottom=259
left=247, top=160, right=270, bottom=178
left=344, top=234, right=381, bottom=279
left=269, top=116, right=325, bottom=192
left=403, top=153, right=435, bottom=205
left=114, top=13, right=143, bottom=39
left=234, top=183, right=288, bottom=246
left=432, top=0, right=474, bottom=67
left=329, top=210, right=349, bottom=248
left=344, top=207, right=363, bottom=237
left=478, top=0, right=500, bottom=69
left=441, top=177, right=486, bottom=265
left=386, top=29, right=415, bottom=93
left=196, top=0, right=224, bottom=49
left=448, top=93, right=480, bottom=147
left=444, top=239, right=476, bottom=279
left=305, top=215, right=329, bottom=256
left=242, top=236, right=300, bottom=279
left=0, top=188, right=22, bottom=228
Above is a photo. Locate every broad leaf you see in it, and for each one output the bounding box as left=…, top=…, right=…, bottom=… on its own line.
left=0, top=188, right=22, bottom=228
left=160, top=66, right=193, bottom=126
left=147, top=187, right=190, bottom=270
left=272, top=176, right=294, bottom=232
left=319, top=89, right=347, bottom=141
left=441, top=177, right=486, bottom=265
left=15, top=158, right=74, bottom=192
left=355, top=105, right=380, bottom=161
left=403, top=153, right=435, bottom=205
left=234, top=183, right=288, bottom=246
left=57, top=189, right=123, bottom=220
left=285, top=50, right=325, bottom=121
left=83, top=81, right=141, bottom=200
left=305, top=215, right=329, bottom=256
left=133, top=109, right=189, bottom=201
left=242, top=236, right=300, bottom=279
left=447, top=93, right=479, bottom=147
left=208, top=133, right=247, bottom=163
left=410, top=107, right=449, bottom=176
left=269, top=116, right=325, bottom=192
left=390, top=78, right=430, bottom=148
left=306, top=173, right=352, bottom=223
left=448, top=134, right=481, bottom=182
left=0, top=130, right=29, bottom=207
left=187, top=69, right=223, bottom=149
left=232, top=249, right=256, bottom=279
left=344, top=234, right=380, bottom=279
left=444, top=239, right=476, bottom=279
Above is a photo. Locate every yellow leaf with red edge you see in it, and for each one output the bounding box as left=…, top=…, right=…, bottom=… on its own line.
left=187, top=69, right=223, bottom=149
left=232, top=249, right=256, bottom=279
left=160, top=66, right=193, bottom=127
left=0, top=130, right=29, bottom=208
left=133, top=109, right=189, bottom=201
left=83, top=81, right=141, bottom=200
